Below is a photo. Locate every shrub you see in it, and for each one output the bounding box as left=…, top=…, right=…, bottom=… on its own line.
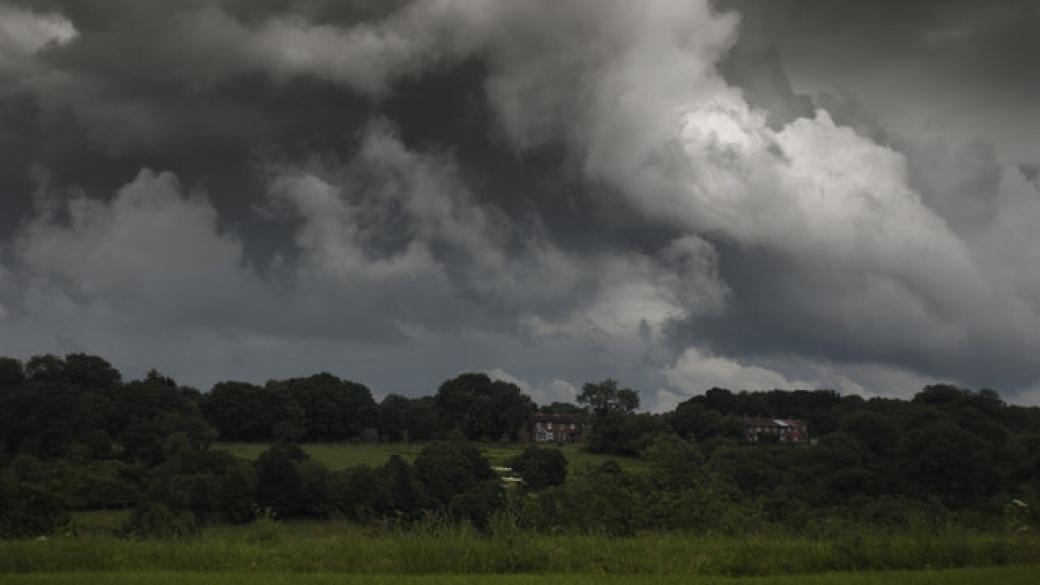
left=122, top=502, right=198, bottom=539
left=0, top=469, right=70, bottom=538
left=509, top=446, right=567, bottom=491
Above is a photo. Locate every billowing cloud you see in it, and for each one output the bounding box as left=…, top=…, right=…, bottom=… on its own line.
left=484, top=368, right=580, bottom=407
left=0, top=0, right=1037, bottom=405
left=0, top=4, right=76, bottom=58
left=664, top=347, right=795, bottom=394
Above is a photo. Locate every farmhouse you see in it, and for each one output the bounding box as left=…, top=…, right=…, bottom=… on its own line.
left=742, top=417, right=808, bottom=443
left=528, top=412, right=585, bottom=443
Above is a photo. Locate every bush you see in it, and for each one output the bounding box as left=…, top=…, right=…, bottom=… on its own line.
left=415, top=442, right=503, bottom=528
left=122, top=502, right=198, bottom=539
left=255, top=443, right=313, bottom=518
left=415, top=442, right=495, bottom=508
left=449, top=480, right=504, bottom=530
left=0, top=469, right=70, bottom=538
left=217, top=460, right=257, bottom=524
left=509, top=446, right=567, bottom=491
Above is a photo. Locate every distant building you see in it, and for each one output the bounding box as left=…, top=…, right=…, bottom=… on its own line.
left=528, top=412, right=585, bottom=443
left=742, top=417, right=808, bottom=443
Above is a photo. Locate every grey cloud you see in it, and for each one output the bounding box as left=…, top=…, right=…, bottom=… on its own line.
left=0, top=0, right=1038, bottom=407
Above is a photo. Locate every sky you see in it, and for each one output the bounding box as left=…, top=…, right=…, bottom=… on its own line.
left=1, top=0, right=1038, bottom=409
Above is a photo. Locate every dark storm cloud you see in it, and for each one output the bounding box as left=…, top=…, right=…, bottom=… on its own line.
left=1, top=0, right=1039, bottom=405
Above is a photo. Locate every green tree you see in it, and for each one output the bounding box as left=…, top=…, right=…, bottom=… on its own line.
left=510, top=446, right=568, bottom=491
left=643, top=432, right=704, bottom=490
left=266, top=373, right=376, bottom=441
left=669, top=399, right=743, bottom=443
left=203, top=381, right=275, bottom=441
left=0, top=357, right=24, bottom=388
left=434, top=374, right=535, bottom=441
left=0, top=467, right=70, bottom=538
left=255, top=443, right=309, bottom=518
left=218, top=459, right=257, bottom=523
left=383, top=455, right=426, bottom=521
left=577, top=379, right=639, bottom=416
left=415, top=442, right=496, bottom=509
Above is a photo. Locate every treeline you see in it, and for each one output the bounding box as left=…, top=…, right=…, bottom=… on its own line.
left=3, top=353, right=1040, bottom=538
left=204, top=372, right=535, bottom=443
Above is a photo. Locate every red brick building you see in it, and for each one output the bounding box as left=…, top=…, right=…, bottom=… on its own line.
left=742, top=417, right=808, bottom=443
left=528, top=412, right=585, bottom=443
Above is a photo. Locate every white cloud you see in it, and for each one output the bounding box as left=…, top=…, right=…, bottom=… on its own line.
left=241, top=0, right=1040, bottom=387
left=664, top=347, right=794, bottom=395
left=484, top=368, right=579, bottom=406
left=657, top=348, right=948, bottom=412
left=14, top=169, right=262, bottom=327
left=0, top=5, right=76, bottom=57
left=3, top=0, right=1039, bottom=401
left=0, top=5, right=77, bottom=94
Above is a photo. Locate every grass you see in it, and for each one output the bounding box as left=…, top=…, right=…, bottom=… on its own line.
left=215, top=441, right=647, bottom=474
left=3, top=528, right=1039, bottom=575
left=1, top=566, right=1039, bottom=585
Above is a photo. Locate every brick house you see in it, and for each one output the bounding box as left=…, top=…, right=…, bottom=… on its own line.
left=742, top=417, right=808, bottom=443
left=528, top=412, right=585, bottom=443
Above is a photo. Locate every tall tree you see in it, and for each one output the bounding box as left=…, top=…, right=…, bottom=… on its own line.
left=577, top=379, right=639, bottom=416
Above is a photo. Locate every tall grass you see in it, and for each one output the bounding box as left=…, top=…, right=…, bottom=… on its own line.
left=2, top=566, right=1040, bottom=585
left=2, top=524, right=1038, bottom=575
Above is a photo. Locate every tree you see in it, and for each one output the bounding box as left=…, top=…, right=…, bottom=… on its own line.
left=203, top=381, right=273, bottom=441
left=340, top=465, right=391, bottom=521
left=897, top=414, right=997, bottom=508
left=0, top=467, right=70, bottom=538
left=414, top=442, right=496, bottom=508
left=217, top=460, right=257, bottom=523
left=434, top=374, right=535, bottom=441
left=266, top=374, right=376, bottom=441
left=643, top=432, right=704, bottom=490
left=0, top=357, right=24, bottom=388
left=584, top=412, right=662, bottom=456
left=255, top=443, right=309, bottom=518
left=562, top=461, right=640, bottom=536
left=577, top=379, right=639, bottom=416
left=377, top=394, right=439, bottom=442
left=510, top=446, right=568, bottom=490
left=383, top=455, right=426, bottom=521
left=377, top=394, right=412, bottom=441
left=669, top=399, right=743, bottom=443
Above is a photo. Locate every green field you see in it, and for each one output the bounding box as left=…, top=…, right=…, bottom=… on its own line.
left=215, top=441, right=648, bottom=474
left=2, top=566, right=1039, bottom=585
left=4, top=527, right=1039, bottom=575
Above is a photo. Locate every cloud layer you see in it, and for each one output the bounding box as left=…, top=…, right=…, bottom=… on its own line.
left=0, top=0, right=1038, bottom=406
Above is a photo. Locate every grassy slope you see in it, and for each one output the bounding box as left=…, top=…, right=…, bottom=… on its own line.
left=4, top=530, right=1039, bottom=575
left=215, top=442, right=647, bottom=473
left=2, top=566, right=1039, bottom=585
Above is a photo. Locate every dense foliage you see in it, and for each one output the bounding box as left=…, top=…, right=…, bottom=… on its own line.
left=2, top=353, right=1040, bottom=539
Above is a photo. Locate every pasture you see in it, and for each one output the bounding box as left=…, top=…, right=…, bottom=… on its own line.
left=4, top=525, right=1039, bottom=575
left=214, top=441, right=648, bottom=474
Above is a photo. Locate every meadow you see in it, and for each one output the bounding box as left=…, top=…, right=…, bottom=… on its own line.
left=215, top=441, right=648, bottom=474
left=2, top=566, right=1039, bottom=585
left=4, top=518, right=1040, bottom=575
